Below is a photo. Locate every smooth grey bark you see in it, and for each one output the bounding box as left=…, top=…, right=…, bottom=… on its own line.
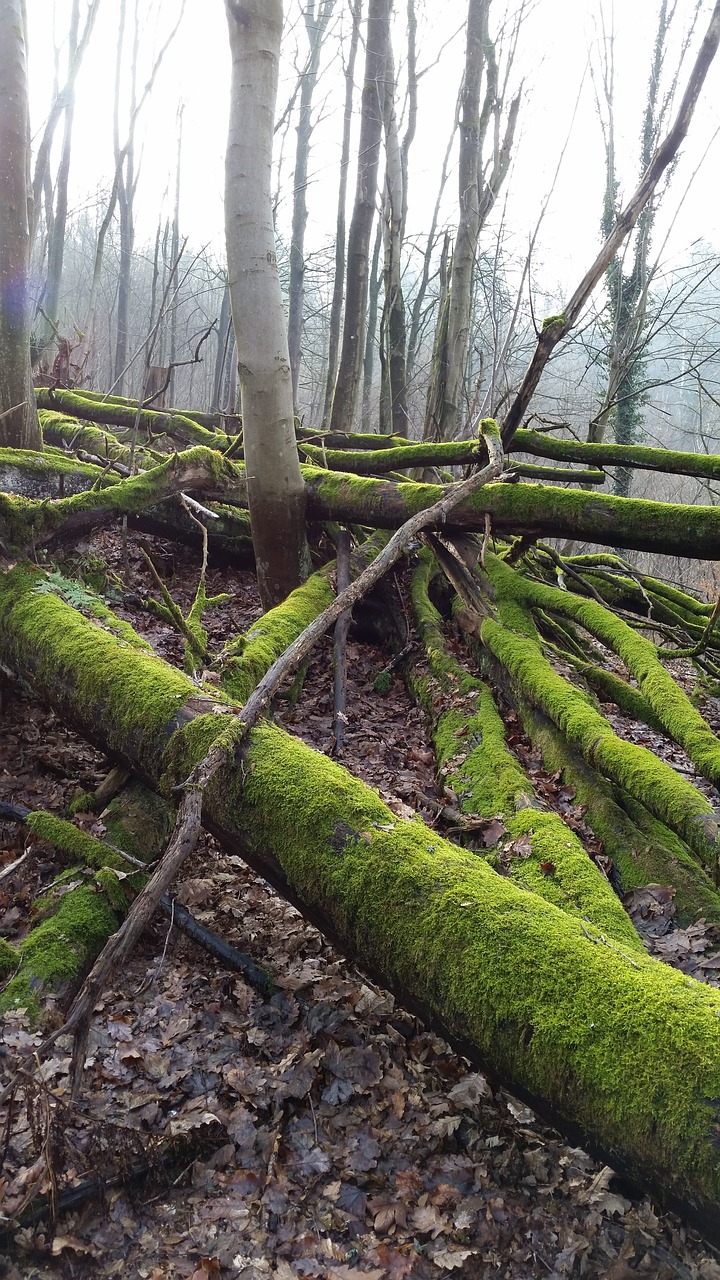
left=113, top=0, right=138, bottom=395
left=287, top=0, right=335, bottom=408
left=379, top=15, right=408, bottom=436
left=362, top=214, right=383, bottom=430
left=224, top=0, right=309, bottom=608
left=329, top=0, right=389, bottom=433
left=0, top=0, right=40, bottom=448
left=321, top=0, right=362, bottom=426
left=212, top=278, right=233, bottom=412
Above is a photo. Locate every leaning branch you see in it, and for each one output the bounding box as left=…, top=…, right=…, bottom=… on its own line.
left=500, top=0, right=720, bottom=446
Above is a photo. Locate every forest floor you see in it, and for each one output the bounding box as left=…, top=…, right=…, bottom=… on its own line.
left=2, top=532, right=720, bottom=1280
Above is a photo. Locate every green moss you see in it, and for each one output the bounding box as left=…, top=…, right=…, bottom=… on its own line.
left=480, top=611, right=719, bottom=868
left=565, top=659, right=667, bottom=735
left=542, top=313, right=566, bottom=331
left=181, top=716, right=720, bottom=1210
left=298, top=438, right=484, bottom=475
left=0, top=447, right=240, bottom=548
left=0, top=884, right=120, bottom=1019
left=0, top=566, right=196, bottom=772
left=518, top=698, right=720, bottom=926
left=35, top=387, right=231, bottom=452
left=68, top=790, right=95, bottom=815
left=37, top=409, right=138, bottom=466
left=408, top=553, right=640, bottom=948
left=512, top=429, right=720, bottom=484
left=26, top=810, right=125, bottom=871
left=373, top=670, right=392, bottom=694
left=0, top=935, right=18, bottom=977
left=220, top=570, right=335, bottom=703
left=101, top=781, right=173, bottom=862
left=5, top=577, right=720, bottom=1210
left=485, top=553, right=720, bottom=789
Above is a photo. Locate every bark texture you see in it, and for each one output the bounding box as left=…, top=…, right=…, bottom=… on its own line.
left=329, top=0, right=389, bottom=432
left=0, top=0, right=40, bottom=449
left=224, top=0, right=309, bottom=607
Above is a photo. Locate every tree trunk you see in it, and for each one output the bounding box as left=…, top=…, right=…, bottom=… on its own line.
left=321, top=0, right=362, bottom=427
left=301, top=465, right=720, bottom=559
left=0, top=0, right=40, bottom=449
left=3, top=569, right=720, bottom=1239
left=361, top=215, right=383, bottom=431
left=113, top=0, right=138, bottom=396
left=224, top=0, right=309, bottom=608
left=33, top=0, right=81, bottom=371
left=426, top=0, right=488, bottom=442
left=287, top=0, right=335, bottom=409
left=379, top=16, right=408, bottom=436
left=329, top=0, right=389, bottom=433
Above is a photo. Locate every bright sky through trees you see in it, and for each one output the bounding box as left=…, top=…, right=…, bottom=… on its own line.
left=26, top=0, right=720, bottom=298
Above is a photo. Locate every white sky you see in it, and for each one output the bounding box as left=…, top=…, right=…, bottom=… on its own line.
left=25, top=0, right=720, bottom=304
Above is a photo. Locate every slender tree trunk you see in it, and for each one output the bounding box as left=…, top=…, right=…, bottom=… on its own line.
left=34, top=0, right=81, bottom=370
left=168, top=105, right=183, bottom=406
left=224, top=0, right=309, bottom=608
left=433, top=0, right=488, bottom=441
left=321, top=0, right=361, bottom=426
left=212, top=279, right=232, bottom=412
left=379, top=19, right=408, bottom=436
left=287, top=0, right=335, bottom=409
left=329, top=0, right=389, bottom=432
left=0, top=0, right=40, bottom=448
left=362, top=215, right=383, bottom=431
left=114, top=0, right=139, bottom=395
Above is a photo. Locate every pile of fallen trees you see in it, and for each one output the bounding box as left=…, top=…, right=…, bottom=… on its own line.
left=4, top=389, right=720, bottom=1241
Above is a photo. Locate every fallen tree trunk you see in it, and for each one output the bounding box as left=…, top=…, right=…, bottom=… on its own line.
left=302, top=467, right=720, bottom=558
left=35, top=387, right=231, bottom=451
left=3, top=567, right=720, bottom=1237
left=7, top=441, right=720, bottom=562
left=409, top=548, right=720, bottom=926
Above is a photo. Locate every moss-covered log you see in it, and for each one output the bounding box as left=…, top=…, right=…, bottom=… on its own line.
left=407, top=552, right=642, bottom=946
left=456, top=591, right=720, bottom=872
left=511, top=428, right=720, bottom=483
left=5, top=569, right=720, bottom=1236
left=482, top=554, right=720, bottom=789
left=298, top=439, right=604, bottom=485
left=302, top=467, right=720, bottom=558
left=35, top=387, right=231, bottom=452
left=0, top=446, right=240, bottom=551
left=217, top=531, right=387, bottom=702
left=38, top=409, right=164, bottom=470
left=514, top=697, right=720, bottom=926
left=0, top=810, right=140, bottom=1017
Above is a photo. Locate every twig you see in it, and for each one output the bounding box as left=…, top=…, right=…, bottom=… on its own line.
left=332, top=529, right=352, bottom=756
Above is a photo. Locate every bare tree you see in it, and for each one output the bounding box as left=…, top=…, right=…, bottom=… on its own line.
left=33, top=0, right=84, bottom=368
left=329, top=0, right=390, bottom=432
left=589, top=0, right=703, bottom=499
left=224, top=0, right=309, bottom=607
left=287, top=0, right=336, bottom=408
left=425, top=0, right=522, bottom=441
left=321, top=0, right=362, bottom=425
left=0, top=0, right=40, bottom=448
